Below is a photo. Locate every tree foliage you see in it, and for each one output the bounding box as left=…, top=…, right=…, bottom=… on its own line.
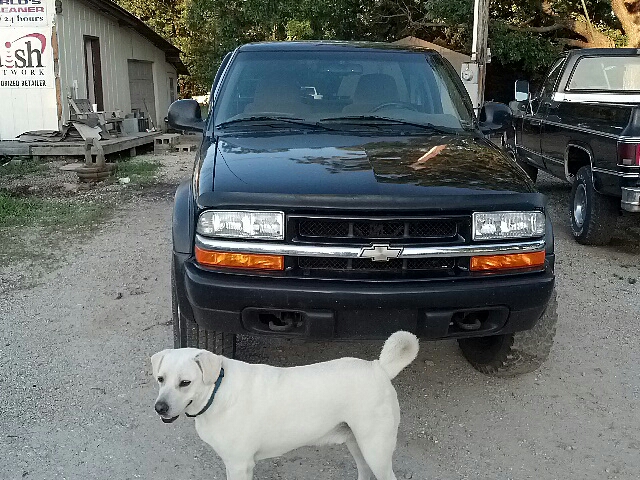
left=115, top=0, right=187, bottom=42
left=114, top=0, right=640, bottom=94
left=183, top=0, right=391, bottom=89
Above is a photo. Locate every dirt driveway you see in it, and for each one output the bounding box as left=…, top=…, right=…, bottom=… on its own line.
left=1, top=153, right=638, bottom=480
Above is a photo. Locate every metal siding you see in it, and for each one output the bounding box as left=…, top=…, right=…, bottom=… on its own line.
left=56, top=0, right=177, bottom=130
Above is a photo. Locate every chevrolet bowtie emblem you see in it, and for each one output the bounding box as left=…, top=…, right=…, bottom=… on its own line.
left=359, top=244, right=404, bottom=262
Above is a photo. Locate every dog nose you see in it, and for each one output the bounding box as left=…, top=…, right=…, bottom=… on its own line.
left=155, top=401, right=169, bottom=415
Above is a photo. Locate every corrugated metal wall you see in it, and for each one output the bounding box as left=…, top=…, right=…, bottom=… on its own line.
left=57, top=0, right=177, bottom=130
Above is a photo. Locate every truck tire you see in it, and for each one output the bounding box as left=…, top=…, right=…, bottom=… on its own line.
left=186, top=323, right=237, bottom=357
left=171, top=264, right=237, bottom=357
left=570, top=165, right=618, bottom=245
left=458, top=289, right=557, bottom=377
left=171, top=265, right=185, bottom=349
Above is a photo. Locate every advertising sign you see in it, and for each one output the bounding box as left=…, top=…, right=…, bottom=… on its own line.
left=0, top=27, right=54, bottom=88
left=0, top=1, right=56, bottom=138
left=1, top=0, right=47, bottom=27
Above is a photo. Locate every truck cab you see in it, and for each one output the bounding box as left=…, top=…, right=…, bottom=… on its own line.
left=508, top=48, right=640, bottom=245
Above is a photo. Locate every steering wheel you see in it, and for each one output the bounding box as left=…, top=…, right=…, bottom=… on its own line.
left=371, top=102, right=418, bottom=112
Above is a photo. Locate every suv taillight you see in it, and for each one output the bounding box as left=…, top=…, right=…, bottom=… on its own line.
left=618, top=142, right=640, bottom=166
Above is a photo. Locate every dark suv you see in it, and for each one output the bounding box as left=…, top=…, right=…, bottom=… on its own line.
left=168, top=41, right=557, bottom=377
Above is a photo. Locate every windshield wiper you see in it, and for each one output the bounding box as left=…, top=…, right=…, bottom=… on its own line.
left=317, top=115, right=458, bottom=135
left=216, top=115, right=328, bottom=130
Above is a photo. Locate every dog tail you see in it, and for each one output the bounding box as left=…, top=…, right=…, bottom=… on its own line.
left=378, top=331, right=419, bottom=379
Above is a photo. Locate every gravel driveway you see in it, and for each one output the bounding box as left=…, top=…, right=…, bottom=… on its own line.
left=1, top=155, right=638, bottom=480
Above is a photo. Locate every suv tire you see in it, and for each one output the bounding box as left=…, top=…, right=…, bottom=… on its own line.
left=570, top=165, right=618, bottom=245
left=171, top=264, right=237, bottom=357
left=458, top=289, right=557, bottom=377
left=171, top=264, right=185, bottom=348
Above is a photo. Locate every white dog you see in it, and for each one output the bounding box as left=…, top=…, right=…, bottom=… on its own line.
left=151, top=331, right=419, bottom=480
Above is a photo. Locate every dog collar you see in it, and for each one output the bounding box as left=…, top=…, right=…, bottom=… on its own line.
left=186, top=367, right=224, bottom=418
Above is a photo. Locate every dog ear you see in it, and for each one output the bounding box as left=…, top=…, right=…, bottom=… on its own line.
left=193, top=350, right=222, bottom=385
left=151, top=349, right=172, bottom=378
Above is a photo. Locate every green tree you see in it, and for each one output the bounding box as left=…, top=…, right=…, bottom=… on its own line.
left=379, top=0, right=639, bottom=74
left=114, top=0, right=206, bottom=95
left=113, top=0, right=640, bottom=93
left=115, top=0, right=187, bottom=43
left=184, top=0, right=392, bottom=90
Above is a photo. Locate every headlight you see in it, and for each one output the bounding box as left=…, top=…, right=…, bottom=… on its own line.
left=472, top=211, right=545, bottom=241
left=197, top=210, right=284, bottom=240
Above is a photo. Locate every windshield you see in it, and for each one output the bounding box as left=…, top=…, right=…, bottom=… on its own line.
left=568, top=56, right=640, bottom=92
left=214, top=49, right=474, bottom=131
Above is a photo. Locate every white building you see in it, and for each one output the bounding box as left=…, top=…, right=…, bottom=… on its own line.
left=0, top=0, right=186, bottom=140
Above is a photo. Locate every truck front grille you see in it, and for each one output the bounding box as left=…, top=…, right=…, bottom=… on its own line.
left=298, top=257, right=456, bottom=273
left=290, top=215, right=470, bottom=279
left=297, top=218, right=458, bottom=241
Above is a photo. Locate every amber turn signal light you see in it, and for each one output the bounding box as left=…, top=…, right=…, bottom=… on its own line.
left=470, top=251, right=545, bottom=272
left=195, top=246, right=284, bottom=271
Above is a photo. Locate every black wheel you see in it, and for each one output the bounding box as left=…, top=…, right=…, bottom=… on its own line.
left=171, top=263, right=237, bottom=356
left=171, top=264, right=186, bottom=348
left=458, top=289, right=558, bottom=377
left=570, top=165, right=619, bottom=245
left=186, top=320, right=237, bottom=357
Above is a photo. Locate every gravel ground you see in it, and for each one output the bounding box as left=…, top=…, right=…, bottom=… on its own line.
left=1, top=153, right=639, bottom=480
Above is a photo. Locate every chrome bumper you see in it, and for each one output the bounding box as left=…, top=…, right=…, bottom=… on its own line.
left=621, top=187, right=640, bottom=213
left=195, top=235, right=546, bottom=259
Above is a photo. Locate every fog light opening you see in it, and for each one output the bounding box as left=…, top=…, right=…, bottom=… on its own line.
left=258, top=311, right=303, bottom=332
left=452, top=311, right=486, bottom=331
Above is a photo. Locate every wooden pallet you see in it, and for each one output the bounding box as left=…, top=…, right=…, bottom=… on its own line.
left=0, top=132, right=160, bottom=159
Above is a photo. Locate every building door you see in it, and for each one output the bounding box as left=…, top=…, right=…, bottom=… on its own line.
left=84, top=36, right=104, bottom=111
left=168, top=75, right=176, bottom=104
left=128, top=60, right=157, bottom=128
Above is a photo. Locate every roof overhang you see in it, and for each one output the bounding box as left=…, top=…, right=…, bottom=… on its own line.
left=76, top=0, right=188, bottom=75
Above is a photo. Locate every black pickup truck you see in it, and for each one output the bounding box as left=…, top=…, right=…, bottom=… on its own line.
left=506, top=48, right=640, bottom=245
left=168, top=41, right=557, bottom=377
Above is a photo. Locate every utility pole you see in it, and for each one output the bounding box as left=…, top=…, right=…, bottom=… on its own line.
left=462, top=0, right=490, bottom=115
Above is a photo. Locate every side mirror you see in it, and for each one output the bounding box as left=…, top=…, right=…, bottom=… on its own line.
left=167, top=99, right=205, bottom=132
left=479, top=101, right=512, bottom=135
left=515, top=80, right=530, bottom=102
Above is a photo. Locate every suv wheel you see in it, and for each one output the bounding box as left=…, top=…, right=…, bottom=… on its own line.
left=171, top=264, right=237, bottom=357
left=171, top=265, right=185, bottom=348
left=458, top=289, right=557, bottom=377
left=570, top=165, right=618, bottom=245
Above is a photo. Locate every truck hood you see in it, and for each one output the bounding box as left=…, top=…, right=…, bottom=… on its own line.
left=196, top=132, right=540, bottom=211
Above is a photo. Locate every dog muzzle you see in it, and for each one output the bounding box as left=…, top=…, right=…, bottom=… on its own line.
left=161, top=415, right=179, bottom=424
